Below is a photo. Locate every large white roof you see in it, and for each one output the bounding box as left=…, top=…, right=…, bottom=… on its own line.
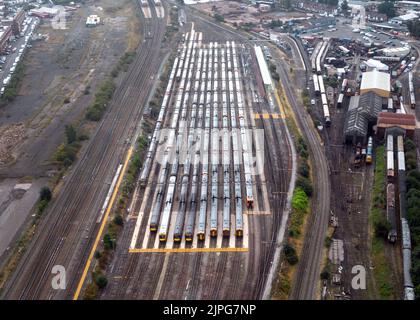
left=360, top=70, right=390, bottom=93
left=365, top=59, right=389, bottom=71
left=254, top=45, right=272, bottom=86
left=393, top=12, right=419, bottom=21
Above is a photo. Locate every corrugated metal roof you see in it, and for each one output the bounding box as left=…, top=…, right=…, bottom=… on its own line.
left=360, top=70, right=390, bottom=93
left=377, top=112, right=416, bottom=127
left=345, top=96, right=369, bottom=137
left=254, top=45, right=272, bottom=86
left=359, top=91, right=384, bottom=121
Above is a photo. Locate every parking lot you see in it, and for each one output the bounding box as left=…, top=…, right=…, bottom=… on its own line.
left=302, top=17, right=406, bottom=48
left=0, top=17, right=39, bottom=95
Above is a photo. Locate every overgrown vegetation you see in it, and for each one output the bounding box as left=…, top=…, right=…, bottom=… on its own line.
left=85, top=79, right=116, bottom=121
left=82, top=54, right=175, bottom=299
left=0, top=62, right=25, bottom=104
left=378, top=0, right=396, bottom=19
left=288, top=136, right=312, bottom=239
left=403, top=139, right=420, bottom=298
left=324, top=76, right=339, bottom=89
left=407, top=20, right=420, bottom=38
left=53, top=124, right=86, bottom=168
left=273, top=134, right=313, bottom=299
left=301, top=89, right=310, bottom=109
left=0, top=184, right=53, bottom=291
left=214, top=13, right=225, bottom=23
left=369, top=145, right=394, bottom=299
left=111, top=52, right=136, bottom=78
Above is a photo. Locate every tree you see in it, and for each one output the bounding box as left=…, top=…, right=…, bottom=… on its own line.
left=40, top=186, right=52, bottom=202
left=283, top=244, right=298, bottom=265
left=341, top=0, right=349, bottom=12
left=296, top=176, right=313, bottom=197
left=95, top=275, right=108, bottom=289
left=378, top=1, right=396, bottom=19
left=65, top=124, right=77, bottom=144
left=407, top=20, right=420, bottom=38
left=214, top=13, right=224, bottom=23
left=280, top=0, right=292, bottom=10
left=298, top=162, right=310, bottom=178
left=103, top=233, right=115, bottom=250
left=374, top=214, right=391, bottom=239
left=113, top=215, right=124, bottom=226
left=318, top=0, right=338, bottom=6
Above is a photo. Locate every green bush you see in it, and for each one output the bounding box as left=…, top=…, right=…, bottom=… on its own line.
left=85, top=79, right=116, bottom=121
left=298, top=161, right=310, bottom=178
left=283, top=244, right=298, bottom=265
left=65, top=124, right=77, bottom=144
left=40, top=187, right=52, bottom=202
left=94, top=275, right=108, bottom=289
left=113, top=215, right=124, bottom=226
left=296, top=176, right=313, bottom=197
left=83, top=283, right=98, bottom=300
left=103, top=233, right=115, bottom=250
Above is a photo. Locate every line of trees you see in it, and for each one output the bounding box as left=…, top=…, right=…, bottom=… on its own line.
left=378, top=1, right=397, bottom=19
left=408, top=20, right=420, bottom=38
left=404, top=139, right=420, bottom=298
left=317, top=0, right=339, bottom=6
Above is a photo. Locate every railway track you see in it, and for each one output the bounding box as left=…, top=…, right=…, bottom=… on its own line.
left=276, top=40, right=331, bottom=300
left=1, top=0, right=166, bottom=300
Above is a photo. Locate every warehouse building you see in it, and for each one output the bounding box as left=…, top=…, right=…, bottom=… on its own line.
left=376, top=112, right=416, bottom=139
left=360, top=70, right=391, bottom=98
left=345, top=71, right=391, bottom=143
left=344, top=96, right=369, bottom=143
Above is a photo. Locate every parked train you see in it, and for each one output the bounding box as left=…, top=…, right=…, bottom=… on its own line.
left=396, top=135, right=415, bottom=299
left=409, top=72, right=416, bottom=109
left=366, top=136, right=373, bottom=164
left=386, top=134, right=394, bottom=177
left=317, top=74, right=330, bottom=126
left=144, top=36, right=250, bottom=243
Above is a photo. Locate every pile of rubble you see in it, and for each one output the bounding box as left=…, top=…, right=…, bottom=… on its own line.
left=0, top=123, right=26, bottom=166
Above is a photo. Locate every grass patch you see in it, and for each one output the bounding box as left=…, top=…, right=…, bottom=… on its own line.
left=0, top=58, right=26, bottom=104
left=0, top=186, right=53, bottom=293
left=369, top=145, right=394, bottom=299
left=85, top=79, right=116, bottom=121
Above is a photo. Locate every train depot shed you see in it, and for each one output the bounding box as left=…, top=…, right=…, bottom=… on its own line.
left=344, top=96, right=368, bottom=143
left=344, top=92, right=385, bottom=143
left=376, top=112, right=416, bottom=140
left=360, top=70, right=391, bottom=98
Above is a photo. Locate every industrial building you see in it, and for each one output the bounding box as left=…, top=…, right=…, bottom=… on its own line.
left=376, top=112, right=416, bottom=139
left=359, top=70, right=390, bottom=98
left=363, top=59, right=389, bottom=72
left=382, top=46, right=411, bottom=58
left=344, top=96, right=369, bottom=142
left=345, top=70, right=391, bottom=143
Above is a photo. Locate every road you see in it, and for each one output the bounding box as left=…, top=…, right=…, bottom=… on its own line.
left=1, top=0, right=167, bottom=299
left=272, top=36, right=331, bottom=300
